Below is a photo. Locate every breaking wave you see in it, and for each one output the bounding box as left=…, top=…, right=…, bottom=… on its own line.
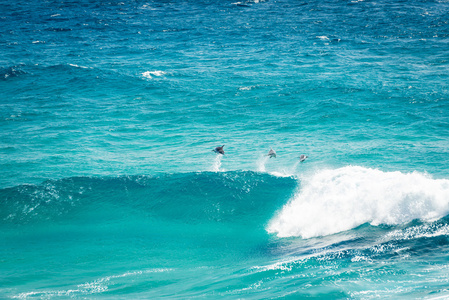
left=268, top=166, right=449, bottom=238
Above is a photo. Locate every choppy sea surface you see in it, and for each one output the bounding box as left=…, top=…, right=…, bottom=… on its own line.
left=1, top=0, right=449, bottom=298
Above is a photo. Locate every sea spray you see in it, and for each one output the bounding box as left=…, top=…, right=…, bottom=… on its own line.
left=211, top=155, right=223, bottom=172
left=268, top=166, right=449, bottom=238
left=291, top=160, right=301, bottom=173
left=257, top=155, right=269, bottom=172
left=256, top=154, right=294, bottom=178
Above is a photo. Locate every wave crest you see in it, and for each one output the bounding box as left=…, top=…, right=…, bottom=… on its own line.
left=268, top=166, right=449, bottom=238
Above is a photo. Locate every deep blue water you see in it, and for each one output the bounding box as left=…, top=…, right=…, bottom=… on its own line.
left=1, top=0, right=449, bottom=298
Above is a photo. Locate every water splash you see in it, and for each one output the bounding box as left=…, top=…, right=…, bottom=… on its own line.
left=256, top=155, right=269, bottom=172
left=211, top=155, right=223, bottom=172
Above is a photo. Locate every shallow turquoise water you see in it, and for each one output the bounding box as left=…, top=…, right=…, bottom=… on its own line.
left=1, top=0, right=449, bottom=298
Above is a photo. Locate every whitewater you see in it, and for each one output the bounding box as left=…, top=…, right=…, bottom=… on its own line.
left=1, top=0, right=449, bottom=298
left=269, top=166, right=449, bottom=239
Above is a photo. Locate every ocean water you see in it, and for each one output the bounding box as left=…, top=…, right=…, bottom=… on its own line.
left=1, top=0, right=449, bottom=298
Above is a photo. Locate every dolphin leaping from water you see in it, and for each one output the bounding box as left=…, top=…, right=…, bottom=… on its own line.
left=213, top=145, right=225, bottom=155
left=267, top=148, right=276, bottom=158
left=299, top=154, right=308, bottom=162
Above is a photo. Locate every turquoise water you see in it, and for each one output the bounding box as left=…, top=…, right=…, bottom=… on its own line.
left=1, top=0, right=449, bottom=298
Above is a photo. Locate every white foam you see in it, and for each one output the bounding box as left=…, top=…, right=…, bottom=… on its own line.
left=267, top=166, right=449, bottom=238
left=239, top=86, right=255, bottom=91
left=142, top=70, right=166, bottom=79
left=269, top=171, right=294, bottom=178
left=68, top=63, right=89, bottom=69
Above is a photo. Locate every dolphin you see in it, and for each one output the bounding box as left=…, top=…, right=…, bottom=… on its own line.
left=299, top=154, right=308, bottom=162
left=213, top=145, right=225, bottom=155
left=267, top=148, right=276, bottom=158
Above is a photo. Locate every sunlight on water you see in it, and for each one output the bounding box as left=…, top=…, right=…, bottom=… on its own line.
left=1, top=0, right=449, bottom=298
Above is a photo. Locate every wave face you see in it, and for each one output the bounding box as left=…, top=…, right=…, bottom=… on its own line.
left=3, top=171, right=449, bottom=299
left=0, top=172, right=295, bottom=226
left=0, top=172, right=298, bottom=298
